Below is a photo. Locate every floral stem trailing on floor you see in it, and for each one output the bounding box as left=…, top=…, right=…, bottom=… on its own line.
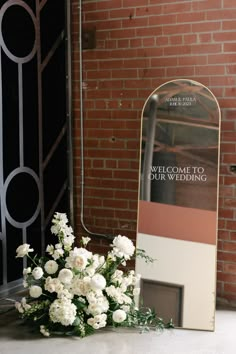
left=15, top=212, right=174, bottom=337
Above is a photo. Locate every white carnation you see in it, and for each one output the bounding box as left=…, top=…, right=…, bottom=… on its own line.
left=111, top=235, right=135, bottom=260
left=32, top=267, right=44, bottom=280
left=112, top=309, right=127, bottom=323
left=44, top=277, right=63, bottom=293
left=57, top=288, right=73, bottom=300
left=49, top=298, right=76, bottom=326
left=16, top=244, right=34, bottom=258
left=71, top=275, right=91, bottom=296
left=58, top=268, right=73, bottom=285
left=87, top=314, right=107, bottom=329
left=44, top=260, right=58, bottom=274
left=87, top=294, right=109, bottom=316
left=90, top=274, right=106, bottom=291
left=29, top=285, right=42, bottom=298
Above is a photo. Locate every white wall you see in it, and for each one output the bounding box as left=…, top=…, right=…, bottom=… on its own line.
left=136, top=233, right=217, bottom=330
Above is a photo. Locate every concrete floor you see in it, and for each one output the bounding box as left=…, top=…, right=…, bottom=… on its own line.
left=0, top=309, right=235, bottom=354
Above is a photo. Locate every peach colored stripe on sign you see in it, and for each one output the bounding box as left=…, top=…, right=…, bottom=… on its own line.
left=138, top=200, right=217, bottom=245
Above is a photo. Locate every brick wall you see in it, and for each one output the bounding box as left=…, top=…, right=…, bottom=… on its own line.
left=71, top=0, right=236, bottom=306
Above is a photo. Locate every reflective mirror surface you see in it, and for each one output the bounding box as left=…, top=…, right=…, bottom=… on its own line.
left=136, top=79, right=220, bottom=330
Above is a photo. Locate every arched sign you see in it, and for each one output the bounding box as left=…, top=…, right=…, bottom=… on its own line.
left=136, top=79, right=220, bottom=330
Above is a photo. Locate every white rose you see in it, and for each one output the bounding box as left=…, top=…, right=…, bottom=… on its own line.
left=112, top=309, right=127, bottom=323
left=44, top=260, right=58, bottom=274
left=29, top=285, right=42, bottom=298
left=32, top=267, right=44, bottom=280
left=16, top=244, right=34, bottom=258
left=58, top=268, right=73, bottom=285
left=90, top=274, right=106, bottom=291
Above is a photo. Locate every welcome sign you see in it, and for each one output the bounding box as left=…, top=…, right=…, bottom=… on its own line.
left=136, top=79, right=220, bottom=330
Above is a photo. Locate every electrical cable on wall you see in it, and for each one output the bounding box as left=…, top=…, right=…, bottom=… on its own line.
left=78, top=0, right=113, bottom=241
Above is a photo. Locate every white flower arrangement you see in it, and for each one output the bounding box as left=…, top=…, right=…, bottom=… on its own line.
left=15, top=212, right=173, bottom=337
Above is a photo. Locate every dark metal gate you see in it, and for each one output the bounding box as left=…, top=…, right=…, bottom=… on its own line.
left=0, top=0, right=72, bottom=296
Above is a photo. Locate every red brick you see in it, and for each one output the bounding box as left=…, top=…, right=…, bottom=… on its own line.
left=223, top=241, right=236, bottom=252
left=224, top=283, right=236, bottom=294
left=218, top=272, right=236, bottom=283
left=224, top=263, right=236, bottom=273
left=218, top=230, right=230, bottom=241
left=224, top=0, right=236, bottom=7
left=207, top=9, right=236, bottom=21
left=219, top=208, right=234, bottom=219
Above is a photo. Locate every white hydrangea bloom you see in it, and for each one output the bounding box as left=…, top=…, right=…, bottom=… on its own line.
left=49, top=298, right=76, bottom=326
left=16, top=244, right=34, bottom=258
left=110, top=235, right=135, bottom=260
left=44, top=260, right=58, bottom=274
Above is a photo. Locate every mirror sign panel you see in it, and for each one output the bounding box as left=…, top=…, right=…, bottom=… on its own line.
left=136, top=79, right=220, bottom=331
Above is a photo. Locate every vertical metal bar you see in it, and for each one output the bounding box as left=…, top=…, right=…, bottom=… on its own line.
left=18, top=63, right=24, bottom=167
left=0, top=46, right=7, bottom=287
left=36, top=0, right=45, bottom=254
